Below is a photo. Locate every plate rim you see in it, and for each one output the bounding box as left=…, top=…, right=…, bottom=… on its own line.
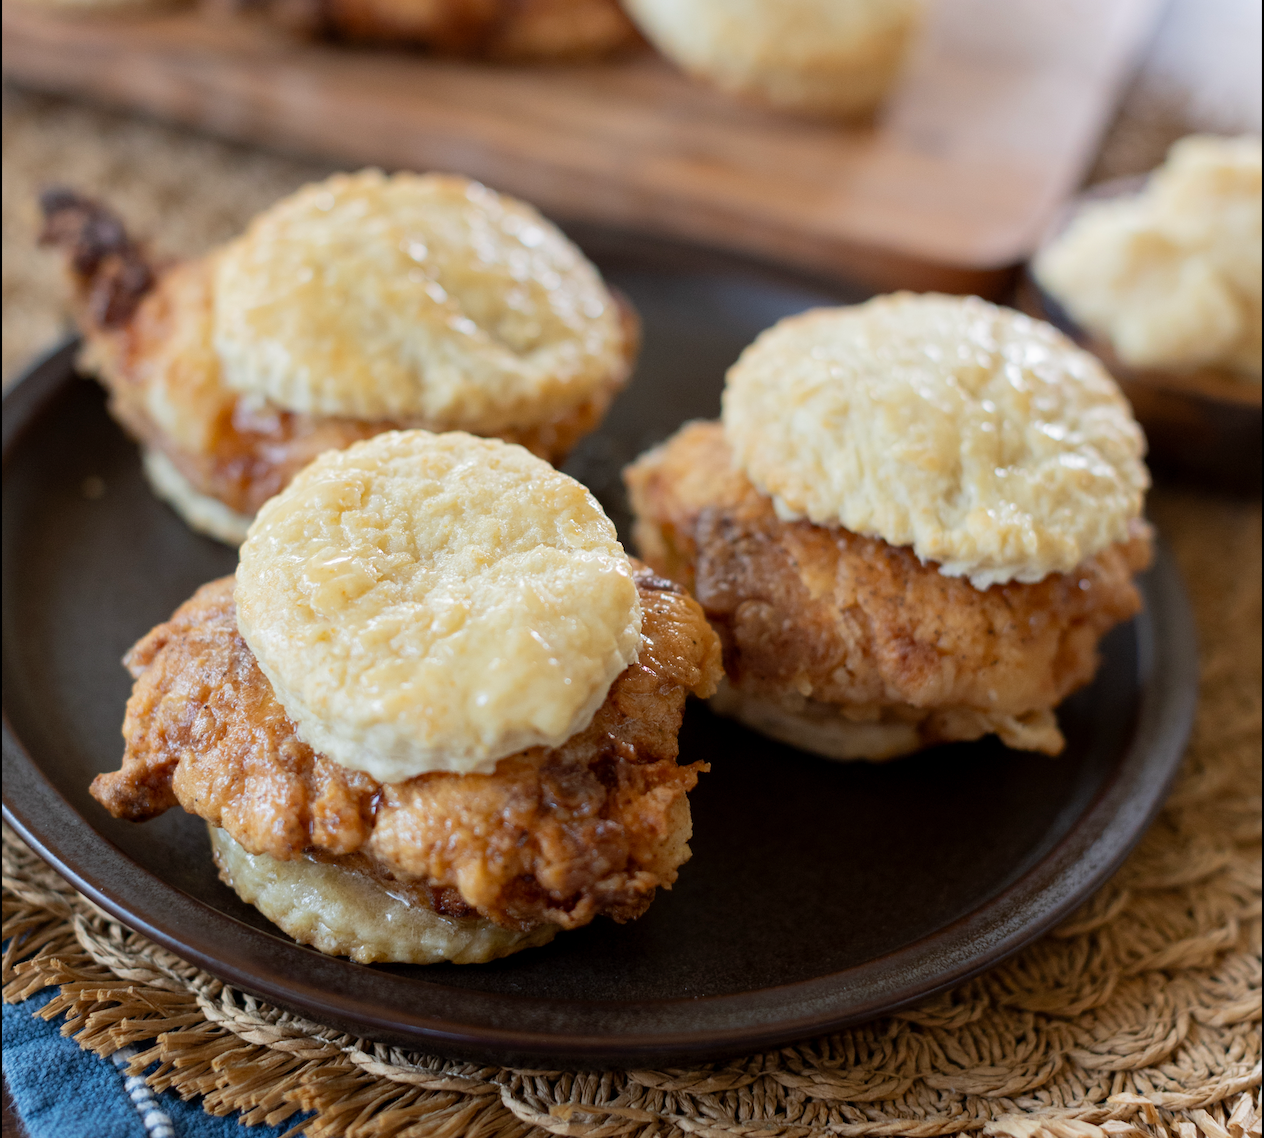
left=2, top=336, right=1199, bottom=1067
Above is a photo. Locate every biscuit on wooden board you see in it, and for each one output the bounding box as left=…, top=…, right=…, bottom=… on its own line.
left=722, top=294, right=1149, bottom=589
left=621, top=0, right=923, bottom=117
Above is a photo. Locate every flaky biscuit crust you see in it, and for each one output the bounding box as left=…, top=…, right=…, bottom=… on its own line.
left=625, top=421, right=1153, bottom=758
left=214, top=172, right=633, bottom=429
left=722, top=295, right=1150, bottom=589
left=91, top=566, right=722, bottom=932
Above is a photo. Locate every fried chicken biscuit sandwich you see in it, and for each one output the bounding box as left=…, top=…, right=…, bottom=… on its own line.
left=625, top=293, right=1153, bottom=761
left=41, top=170, right=638, bottom=544
left=91, top=430, right=723, bottom=963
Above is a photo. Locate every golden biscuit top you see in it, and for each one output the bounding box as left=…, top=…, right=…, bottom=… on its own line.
left=1035, top=135, right=1262, bottom=379
left=213, top=170, right=631, bottom=428
left=721, top=294, right=1149, bottom=589
left=235, top=430, right=643, bottom=781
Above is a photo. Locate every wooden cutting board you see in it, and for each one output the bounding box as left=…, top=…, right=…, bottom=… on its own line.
left=3, top=0, right=1160, bottom=295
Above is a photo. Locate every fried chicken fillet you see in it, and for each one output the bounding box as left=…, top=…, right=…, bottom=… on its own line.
left=91, top=564, right=723, bottom=934
left=38, top=190, right=637, bottom=528
left=625, top=421, right=1154, bottom=759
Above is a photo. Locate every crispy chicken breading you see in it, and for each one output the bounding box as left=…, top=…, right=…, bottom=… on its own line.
left=624, top=421, right=1154, bottom=758
left=39, top=191, right=635, bottom=520
left=91, top=565, right=723, bottom=931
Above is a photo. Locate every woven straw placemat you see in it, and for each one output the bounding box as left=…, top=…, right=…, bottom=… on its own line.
left=2, top=85, right=1261, bottom=1138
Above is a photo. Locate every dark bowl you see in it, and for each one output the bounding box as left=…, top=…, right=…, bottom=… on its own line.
left=1020, top=177, right=1261, bottom=493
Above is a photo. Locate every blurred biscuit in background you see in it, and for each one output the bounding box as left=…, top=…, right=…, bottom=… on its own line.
left=620, top=0, right=924, bottom=118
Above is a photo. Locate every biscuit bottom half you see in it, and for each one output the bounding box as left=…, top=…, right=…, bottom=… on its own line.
left=142, top=448, right=254, bottom=545
left=708, top=679, right=1063, bottom=762
left=209, top=825, right=558, bottom=964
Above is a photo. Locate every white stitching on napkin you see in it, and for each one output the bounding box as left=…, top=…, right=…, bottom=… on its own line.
left=110, top=1046, right=175, bottom=1138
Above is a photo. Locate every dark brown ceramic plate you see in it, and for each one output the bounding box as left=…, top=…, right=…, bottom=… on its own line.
left=3, top=231, right=1198, bottom=1068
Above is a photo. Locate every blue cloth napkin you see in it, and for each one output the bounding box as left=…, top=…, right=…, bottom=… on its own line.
left=3, top=989, right=311, bottom=1138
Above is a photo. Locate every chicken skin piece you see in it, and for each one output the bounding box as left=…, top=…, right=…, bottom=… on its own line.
left=91, top=565, right=723, bottom=932
left=624, top=421, right=1153, bottom=758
